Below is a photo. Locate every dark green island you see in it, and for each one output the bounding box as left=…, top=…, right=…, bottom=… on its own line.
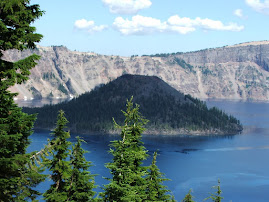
left=23, top=74, right=243, bottom=135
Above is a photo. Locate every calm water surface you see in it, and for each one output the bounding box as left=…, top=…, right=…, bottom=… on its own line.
left=28, top=100, right=269, bottom=201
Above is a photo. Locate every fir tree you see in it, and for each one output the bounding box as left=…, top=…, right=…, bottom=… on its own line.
left=43, top=110, right=72, bottom=202
left=102, top=97, right=149, bottom=201
left=67, top=136, right=97, bottom=201
left=204, top=179, right=223, bottom=202
left=0, top=0, right=45, bottom=200
left=182, top=189, right=195, bottom=202
left=171, top=195, right=177, bottom=202
left=145, top=151, right=172, bottom=201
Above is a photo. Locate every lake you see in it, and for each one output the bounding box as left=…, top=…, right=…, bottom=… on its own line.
left=27, top=99, right=269, bottom=201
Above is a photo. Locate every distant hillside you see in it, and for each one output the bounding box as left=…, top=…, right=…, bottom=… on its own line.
left=4, top=40, right=269, bottom=101
left=23, top=75, right=242, bottom=135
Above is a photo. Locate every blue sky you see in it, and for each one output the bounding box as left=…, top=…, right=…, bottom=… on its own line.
left=32, top=0, right=269, bottom=56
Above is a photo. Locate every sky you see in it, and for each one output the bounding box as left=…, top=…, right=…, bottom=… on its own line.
left=32, top=0, right=269, bottom=56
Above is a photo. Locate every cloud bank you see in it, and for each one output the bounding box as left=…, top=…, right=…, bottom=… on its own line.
left=113, top=15, right=244, bottom=35
left=74, top=19, right=107, bottom=33
left=102, top=0, right=152, bottom=14
left=246, top=0, right=269, bottom=15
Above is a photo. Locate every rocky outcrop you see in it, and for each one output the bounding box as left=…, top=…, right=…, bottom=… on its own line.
left=4, top=41, right=269, bottom=101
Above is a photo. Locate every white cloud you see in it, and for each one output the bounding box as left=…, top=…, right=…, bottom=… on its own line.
left=196, top=17, right=243, bottom=31
left=113, top=15, right=244, bottom=35
left=102, top=0, right=152, bottom=14
left=74, top=19, right=95, bottom=29
left=234, top=9, right=244, bottom=18
left=113, top=15, right=167, bottom=35
left=246, top=0, right=269, bottom=15
left=74, top=19, right=107, bottom=33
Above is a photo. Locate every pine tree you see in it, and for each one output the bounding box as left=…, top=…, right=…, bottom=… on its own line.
left=67, top=136, right=97, bottom=201
left=182, top=189, right=195, bottom=202
left=43, top=110, right=72, bottom=202
left=171, top=195, right=177, bottom=202
left=204, top=179, right=223, bottom=202
left=102, top=97, right=149, bottom=201
left=0, top=0, right=45, bottom=201
left=145, top=151, right=172, bottom=201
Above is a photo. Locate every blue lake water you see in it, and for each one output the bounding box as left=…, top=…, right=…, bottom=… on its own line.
left=28, top=100, right=269, bottom=201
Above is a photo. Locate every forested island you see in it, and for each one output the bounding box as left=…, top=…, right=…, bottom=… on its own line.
left=23, top=74, right=243, bottom=135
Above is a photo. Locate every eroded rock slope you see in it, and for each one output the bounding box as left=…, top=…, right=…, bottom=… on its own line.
left=4, top=41, right=269, bottom=101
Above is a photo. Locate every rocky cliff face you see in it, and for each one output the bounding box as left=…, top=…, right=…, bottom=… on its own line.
left=4, top=41, right=269, bottom=101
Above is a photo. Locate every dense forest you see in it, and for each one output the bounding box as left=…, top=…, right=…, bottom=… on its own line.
left=23, top=74, right=242, bottom=134
left=0, top=1, right=238, bottom=200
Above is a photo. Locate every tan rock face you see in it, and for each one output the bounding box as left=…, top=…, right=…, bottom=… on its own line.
left=4, top=41, right=269, bottom=101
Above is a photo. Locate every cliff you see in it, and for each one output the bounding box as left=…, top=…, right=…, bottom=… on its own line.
left=4, top=41, right=269, bottom=101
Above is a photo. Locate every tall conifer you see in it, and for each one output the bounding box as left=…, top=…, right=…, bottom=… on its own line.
left=145, top=151, right=172, bottom=201
left=182, top=189, right=195, bottom=202
left=204, top=179, right=223, bottom=202
left=102, top=97, right=149, bottom=201
left=43, top=110, right=72, bottom=202
left=67, top=136, right=97, bottom=201
left=0, top=0, right=45, bottom=200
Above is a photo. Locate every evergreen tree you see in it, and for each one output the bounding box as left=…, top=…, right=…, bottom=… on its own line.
left=102, top=97, right=149, bottom=201
left=0, top=0, right=45, bottom=201
left=145, top=151, right=171, bottom=201
left=67, top=136, right=97, bottom=201
left=43, top=110, right=72, bottom=202
left=171, top=195, right=177, bottom=202
left=204, top=179, right=223, bottom=202
left=182, top=189, right=195, bottom=202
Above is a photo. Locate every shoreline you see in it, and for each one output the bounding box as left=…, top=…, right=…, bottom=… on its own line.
left=33, top=127, right=242, bottom=137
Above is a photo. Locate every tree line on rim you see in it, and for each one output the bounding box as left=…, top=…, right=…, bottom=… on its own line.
left=0, top=0, right=223, bottom=201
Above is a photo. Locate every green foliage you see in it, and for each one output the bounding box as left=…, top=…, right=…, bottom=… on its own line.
left=48, top=91, right=54, bottom=98
left=58, top=83, right=68, bottom=95
left=182, top=189, right=195, bottom=202
left=173, top=58, right=195, bottom=73
left=204, top=179, right=223, bottom=202
left=42, top=111, right=97, bottom=202
left=198, top=66, right=214, bottom=76
left=142, top=52, right=183, bottom=57
left=102, top=97, right=149, bottom=201
left=145, top=151, right=172, bottom=201
left=0, top=0, right=44, bottom=53
left=67, top=136, right=97, bottom=201
left=0, top=0, right=45, bottom=200
left=42, top=72, right=56, bottom=80
left=184, top=94, right=242, bottom=132
left=171, top=195, right=177, bottom=202
left=23, top=74, right=242, bottom=134
left=43, top=110, right=72, bottom=202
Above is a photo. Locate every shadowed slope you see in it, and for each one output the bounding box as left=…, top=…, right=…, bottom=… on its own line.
left=23, top=74, right=242, bottom=135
